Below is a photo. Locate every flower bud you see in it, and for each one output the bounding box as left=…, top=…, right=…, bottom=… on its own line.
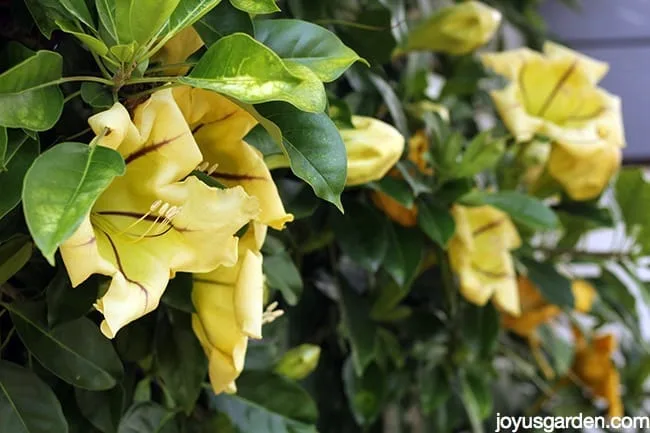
left=341, top=116, right=405, bottom=186
left=401, top=1, right=502, bottom=55
left=274, top=344, right=321, bottom=380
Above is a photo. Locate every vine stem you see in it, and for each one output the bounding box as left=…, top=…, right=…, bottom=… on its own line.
left=435, top=246, right=458, bottom=318
left=122, top=76, right=180, bottom=85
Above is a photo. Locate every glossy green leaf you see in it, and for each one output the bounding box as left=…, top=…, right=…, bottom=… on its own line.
left=342, top=359, right=386, bottom=427
left=616, top=168, right=650, bottom=254
left=0, top=235, right=32, bottom=285
left=60, top=0, right=95, bottom=28
left=456, top=133, right=505, bottom=177
left=368, top=72, right=409, bottom=137
left=75, top=387, right=124, bottom=433
left=0, top=360, right=68, bottom=433
left=538, top=324, right=575, bottom=376
left=81, top=82, right=114, bottom=108
left=255, top=19, right=364, bottom=82
left=459, top=369, right=491, bottom=432
left=96, top=0, right=119, bottom=43
left=154, top=311, right=207, bottom=415
left=417, top=201, right=455, bottom=248
left=0, top=130, right=39, bottom=219
left=520, top=257, right=574, bottom=308
left=161, top=273, right=194, bottom=313
left=112, top=0, right=180, bottom=45
left=195, top=1, right=253, bottom=45
left=383, top=224, right=424, bottom=287
left=336, top=3, right=396, bottom=65
left=45, top=268, right=98, bottom=327
left=181, top=33, right=326, bottom=113
left=117, top=402, right=178, bottom=433
left=56, top=21, right=109, bottom=56
left=0, top=48, right=63, bottom=131
left=368, top=177, right=415, bottom=208
left=460, top=190, right=559, bottom=231
left=0, top=127, right=6, bottom=163
left=339, top=279, right=378, bottom=375
left=6, top=301, right=124, bottom=390
left=256, top=102, right=347, bottom=210
left=212, top=371, right=318, bottom=433
left=419, top=366, right=451, bottom=415
left=22, top=141, right=125, bottom=264
left=23, top=0, right=75, bottom=38
left=263, top=250, right=303, bottom=306
left=333, top=201, right=388, bottom=272
left=229, top=0, right=278, bottom=14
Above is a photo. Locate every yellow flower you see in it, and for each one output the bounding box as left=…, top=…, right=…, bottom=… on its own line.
left=572, top=330, right=624, bottom=417
left=481, top=42, right=625, bottom=200
left=402, top=1, right=502, bottom=55
left=502, top=277, right=597, bottom=338
left=152, top=27, right=204, bottom=75
left=192, top=223, right=267, bottom=394
left=173, top=86, right=293, bottom=230
left=59, top=89, right=259, bottom=338
left=340, top=116, right=405, bottom=186
left=448, top=204, right=521, bottom=315
left=173, top=86, right=293, bottom=394
left=371, top=130, right=431, bottom=227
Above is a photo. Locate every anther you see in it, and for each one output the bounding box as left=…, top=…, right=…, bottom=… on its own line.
left=197, top=161, right=209, bottom=172
left=150, top=200, right=163, bottom=212
left=158, top=202, right=170, bottom=217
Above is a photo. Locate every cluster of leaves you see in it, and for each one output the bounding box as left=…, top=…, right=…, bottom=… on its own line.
left=2, top=0, right=650, bottom=433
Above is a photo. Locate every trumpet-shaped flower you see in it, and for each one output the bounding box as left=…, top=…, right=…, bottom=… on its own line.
left=172, top=86, right=292, bottom=394
left=371, top=130, right=431, bottom=227
left=192, top=223, right=267, bottom=394
left=572, top=330, right=624, bottom=417
left=59, top=89, right=259, bottom=338
left=340, top=116, right=405, bottom=186
left=448, top=204, right=521, bottom=315
left=402, top=1, right=502, bottom=55
left=481, top=42, right=625, bottom=200
left=173, top=86, right=293, bottom=230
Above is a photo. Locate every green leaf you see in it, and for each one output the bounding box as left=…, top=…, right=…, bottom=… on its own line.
left=417, top=201, right=455, bottom=248
left=367, top=72, right=409, bottom=137
left=339, top=279, right=378, bottom=375
left=6, top=301, right=124, bottom=390
left=113, top=0, right=180, bottom=45
left=538, top=324, right=575, bottom=376
left=255, top=19, right=364, bottom=82
left=0, top=130, right=39, bottom=219
left=456, top=133, right=505, bottom=177
left=229, top=0, right=279, bottom=14
left=0, top=48, right=63, bottom=131
left=336, top=2, right=396, bottom=65
left=81, top=82, right=114, bottom=108
left=342, top=359, right=386, bottom=427
left=616, top=168, right=650, bottom=254
left=181, top=33, right=326, bottom=113
left=419, top=366, right=450, bottom=414
left=195, top=1, right=253, bottom=45
left=161, top=273, right=194, bottom=313
left=55, top=21, right=109, bottom=56
left=333, top=201, right=388, bottom=272
left=0, top=126, right=6, bottom=163
left=96, top=0, right=119, bottom=43
left=23, top=0, right=75, bottom=38
left=45, top=268, right=98, bottom=327
left=75, top=387, right=124, bottom=433
left=460, top=190, right=559, bottom=231
left=255, top=102, right=347, bottom=210
left=368, top=177, right=415, bottom=208
left=154, top=310, right=207, bottom=415
left=212, top=371, right=318, bottom=433
left=161, top=0, right=225, bottom=50
left=520, top=257, right=574, bottom=308
left=461, top=304, right=500, bottom=360
left=0, top=235, right=32, bottom=285
left=383, top=224, right=424, bottom=287
left=117, top=402, right=178, bottom=433
left=263, top=250, right=303, bottom=306
left=458, top=370, right=486, bottom=433
left=22, top=141, right=125, bottom=264
left=60, top=0, right=95, bottom=28
left=0, top=360, right=68, bottom=433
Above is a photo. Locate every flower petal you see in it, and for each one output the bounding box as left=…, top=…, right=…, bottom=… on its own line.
left=490, top=85, right=544, bottom=142
left=543, top=41, right=609, bottom=84
left=341, top=116, right=405, bottom=186
left=480, top=48, right=540, bottom=80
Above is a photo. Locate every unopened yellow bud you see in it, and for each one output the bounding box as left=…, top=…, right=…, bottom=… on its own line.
left=340, top=116, right=405, bottom=186
left=400, top=1, right=502, bottom=55
left=274, top=344, right=322, bottom=380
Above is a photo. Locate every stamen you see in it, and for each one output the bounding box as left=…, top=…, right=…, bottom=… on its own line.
left=262, top=302, right=284, bottom=324
left=116, top=199, right=165, bottom=235
left=207, top=163, right=219, bottom=175
left=197, top=161, right=210, bottom=172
